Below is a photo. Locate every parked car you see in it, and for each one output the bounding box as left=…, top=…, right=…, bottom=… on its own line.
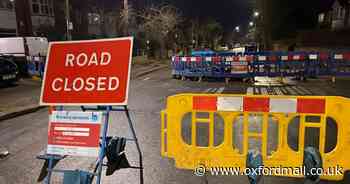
left=0, top=56, right=19, bottom=85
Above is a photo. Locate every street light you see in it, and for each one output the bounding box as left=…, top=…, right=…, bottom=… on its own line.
left=249, top=22, right=254, bottom=27
left=254, top=11, right=260, bottom=18
left=66, top=0, right=72, bottom=40
left=235, top=26, right=240, bottom=32
left=146, top=40, right=150, bottom=58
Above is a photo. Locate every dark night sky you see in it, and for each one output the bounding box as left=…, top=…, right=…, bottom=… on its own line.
left=144, top=0, right=251, bottom=32
left=129, top=0, right=335, bottom=35
left=173, top=0, right=251, bottom=31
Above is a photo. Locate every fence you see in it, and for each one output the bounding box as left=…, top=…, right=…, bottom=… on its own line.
left=161, top=94, right=350, bottom=181
left=171, top=51, right=350, bottom=80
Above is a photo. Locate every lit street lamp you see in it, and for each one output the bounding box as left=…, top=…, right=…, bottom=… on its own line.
left=249, top=22, right=254, bottom=27
left=146, top=40, right=150, bottom=58
left=235, top=26, right=240, bottom=32
left=254, top=11, right=260, bottom=18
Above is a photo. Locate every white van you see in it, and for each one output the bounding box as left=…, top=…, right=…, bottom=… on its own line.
left=0, top=37, right=48, bottom=76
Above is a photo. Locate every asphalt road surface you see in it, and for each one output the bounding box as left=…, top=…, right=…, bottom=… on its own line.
left=0, top=67, right=349, bottom=184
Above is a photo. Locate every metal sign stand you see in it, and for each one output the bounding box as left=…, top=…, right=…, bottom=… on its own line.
left=37, top=105, right=143, bottom=184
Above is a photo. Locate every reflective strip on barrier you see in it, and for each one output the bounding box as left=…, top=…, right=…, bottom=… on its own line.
left=281, top=56, right=289, bottom=61
left=334, top=54, right=344, bottom=60
left=205, top=57, right=212, bottom=62
left=309, top=54, right=318, bottom=60
left=239, top=56, right=247, bottom=62
left=292, top=55, right=301, bottom=60
left=217, top=97, right=243, bottom=111
left=192, top=96, right=325, bottom=114
left=181, top=57, right=187, bottom=62
left=190, top=57, right=196, bottom=62
left=162, top=94, right=349, bottom=181
left=258, top=56, right=267, bottom=61
left=225, top=57, right=233, bottom=62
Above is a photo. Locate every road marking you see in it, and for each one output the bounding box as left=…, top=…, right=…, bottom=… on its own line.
left=211, top=88, right=218, bottom=93
left=280, top=87, right=289, bottom=95
left=266, top=87, right=275, bottom=95
left=285, top=86, right=298, bottom=95
left=274, top=87, right=284, bottom=95
left=143, top=77, right=151, bottom=81
left=254, top=87, right=260, bottom=94
left=291, top=86, right=304, bottom=95
left=216, top=87, right=225, bottom=94
left=296, top=86, right=313, bottom=95
left=247, top=87, right=254, bottom=94
left=204, top=88, right=212, bottom=93
left=261, top=87, right=268, bottom=95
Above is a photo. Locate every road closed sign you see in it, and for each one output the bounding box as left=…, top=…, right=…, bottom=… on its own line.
left=40, top=37, right=133, bottom=105
left=47, top=111, right=102, bottom=157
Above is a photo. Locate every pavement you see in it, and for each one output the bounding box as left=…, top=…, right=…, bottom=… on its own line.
left=0, top=65, right=350, bottom=184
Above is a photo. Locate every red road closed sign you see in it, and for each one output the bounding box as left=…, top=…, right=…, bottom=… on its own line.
left=40, top=37, right=133, bottom=105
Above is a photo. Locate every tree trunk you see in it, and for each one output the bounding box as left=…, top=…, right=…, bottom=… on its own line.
left=160, top=40, right=166, bottom=59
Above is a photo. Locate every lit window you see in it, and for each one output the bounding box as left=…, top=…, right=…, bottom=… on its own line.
left=318, top=13, right=325, bottom=23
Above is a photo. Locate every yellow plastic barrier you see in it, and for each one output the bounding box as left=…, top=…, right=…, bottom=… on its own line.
left=161, top=94, right=350, bottom=181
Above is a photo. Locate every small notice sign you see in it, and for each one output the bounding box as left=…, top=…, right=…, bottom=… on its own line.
left=47, top=111, right=102, bottom=157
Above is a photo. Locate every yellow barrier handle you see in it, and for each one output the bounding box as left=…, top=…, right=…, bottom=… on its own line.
left=161, top=110, right=167, bottom=156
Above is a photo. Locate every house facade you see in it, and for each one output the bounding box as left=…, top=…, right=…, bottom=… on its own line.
left=0, top=0, right=55, bottom=37
left=0, top=0, right=17, bottom=36
left=29, top=0, right=55, bottom=34
left=318, top=0, right=350, bottom=30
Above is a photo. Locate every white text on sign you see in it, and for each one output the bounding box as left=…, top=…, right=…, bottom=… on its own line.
left=51, top=51, right=120, bottom=92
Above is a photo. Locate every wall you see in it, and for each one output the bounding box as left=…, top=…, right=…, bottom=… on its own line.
left=0, top=9, right=16, bottom=30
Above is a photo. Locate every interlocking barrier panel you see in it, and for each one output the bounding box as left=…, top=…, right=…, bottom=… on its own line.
left=171, top=51, right=350, bottom=79
left=161, top=94, right=350, bottom=181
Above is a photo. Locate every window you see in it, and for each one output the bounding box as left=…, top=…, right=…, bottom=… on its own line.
left=32, top=4, right=39, bottom=14
left=31, top=0, right=53, bottom=16
left=88, top=13, right=101, bottom=25
left=0, top=0, right=14, bottom=10
left=318, top=13, right=325, bottom=23
left=339, top=8, right=343, bottom=19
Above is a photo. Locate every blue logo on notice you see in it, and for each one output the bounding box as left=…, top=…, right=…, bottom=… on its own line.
left=91, top=114, right=98, bottom=122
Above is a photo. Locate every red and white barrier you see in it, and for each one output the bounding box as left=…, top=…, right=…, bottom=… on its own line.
left=193, top=96, right=325, bottom=114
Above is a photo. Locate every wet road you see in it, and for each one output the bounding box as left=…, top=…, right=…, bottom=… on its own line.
left=0, top=67, right=349, bottom=184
